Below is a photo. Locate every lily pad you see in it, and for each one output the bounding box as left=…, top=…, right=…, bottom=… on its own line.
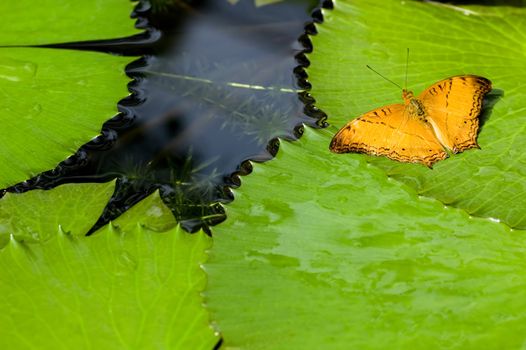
left=0, top=48, right=131, bottom=188
left=0, top=0, right=141, bottom=45
left=0, top=0, right=140, bottom=188
left=307, top=0, right=526, bottom=228
left=0, top=181, right=115, bottom=248
left=0, top=183, right=218, bottom=349
left=206, top=127, right=526, bottom=349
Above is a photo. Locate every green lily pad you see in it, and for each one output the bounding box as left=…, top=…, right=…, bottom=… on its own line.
left=307, top=0, right=526, bottom=228
left=206, top=127, right=526, bottom=349
left=0, top=47, right=131, bottom=188
left=0, top=0, right=141, bottom=45
left=0, top=181, right=115, bottom=248
left=0, top=1, right=141, bottom=188
left=0, top=183, right=218, bottom=349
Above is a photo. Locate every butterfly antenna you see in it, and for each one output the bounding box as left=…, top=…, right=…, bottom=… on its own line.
left=405, top=48, right=409, bottom=90
left=366, top=65, right=403, bottom=91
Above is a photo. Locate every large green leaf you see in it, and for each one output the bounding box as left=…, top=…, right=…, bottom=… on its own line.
left=307, top=0, right=526, bottom=228
left=0, top=48, right=131, bottom=188
left=207, top=127, right=526, bottom=349
left=0, top=0, right=141, bottom=45
left=0, top=1, right=141, bottom=188
left=0, top=183, right=218, bottom=349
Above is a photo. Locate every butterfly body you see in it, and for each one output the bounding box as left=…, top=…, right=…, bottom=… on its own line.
left=330, top=75, right=492, bottom=167
left=403, top=91, right=427, bottom=121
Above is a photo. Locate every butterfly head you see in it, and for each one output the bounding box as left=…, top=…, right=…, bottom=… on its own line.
left=402, top=89, right=414, bottom=104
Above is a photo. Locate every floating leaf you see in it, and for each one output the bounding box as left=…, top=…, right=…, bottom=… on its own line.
left=0, top=181, right=114, bottom=247
left=207, top=127, right=526, bottom=349
left=0, top=48, right=131, bottom=188
left=0, top=0, right=141, bottom=45
left=0, top=0, right=140, bottom=188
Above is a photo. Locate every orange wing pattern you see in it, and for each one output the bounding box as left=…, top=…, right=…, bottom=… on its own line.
left=330, top=103, right=448, bottom=167
left=330, top=75, right=492, bottom=167
left=418, top=75, right=492, bottom=152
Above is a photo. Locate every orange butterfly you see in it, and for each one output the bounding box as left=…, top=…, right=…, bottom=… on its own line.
left=329, top=75, right=492, bottom=167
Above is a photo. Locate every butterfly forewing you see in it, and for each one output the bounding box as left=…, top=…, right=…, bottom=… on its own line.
left=330, top=103, right=448, bottom=167
left=419, top=75, right=492, bottom=153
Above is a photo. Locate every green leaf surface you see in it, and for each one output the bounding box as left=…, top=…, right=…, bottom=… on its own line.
left=0, top=0, right=141, bottom=45
left=0, top=181, right=115, bottom=248
left=307, top=0, right=526, bottom=228
left=0, top=47, right=131, bottom=188
left=0, top=183, right=218, bottom=349
left=207, top=127, right=526, bottom=349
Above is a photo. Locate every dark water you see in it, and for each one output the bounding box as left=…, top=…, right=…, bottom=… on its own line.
left=10, top=0, right=330, bottom=233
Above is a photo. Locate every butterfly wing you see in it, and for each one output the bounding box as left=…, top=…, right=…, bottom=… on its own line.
left=330, top=103, right=448, bottom=167
left=418, top=75, right=492, bottom=153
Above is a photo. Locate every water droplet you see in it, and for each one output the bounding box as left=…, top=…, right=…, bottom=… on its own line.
left=0, top=57, right=37, bottom=82
left=146, top=205, right=163, bottom=218
left=24, top=103, right=42, bottom=120
left=117, top=250, right=138, bottom=273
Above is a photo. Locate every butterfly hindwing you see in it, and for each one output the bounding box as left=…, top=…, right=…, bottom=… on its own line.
left=330, top=103, right=448, bottom=167
left=419, top=75, right=492, bottom=153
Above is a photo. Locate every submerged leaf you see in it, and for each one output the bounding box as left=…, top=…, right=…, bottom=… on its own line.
left=255, top=0, right=285, bottom=7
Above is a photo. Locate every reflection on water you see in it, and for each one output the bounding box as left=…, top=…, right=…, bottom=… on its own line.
left=10, top=0, right=328, bottom=233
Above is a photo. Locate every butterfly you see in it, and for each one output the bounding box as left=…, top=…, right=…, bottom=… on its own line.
left=329, top=75, right=492, bottom=167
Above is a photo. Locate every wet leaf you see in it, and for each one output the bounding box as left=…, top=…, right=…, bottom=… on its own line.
left=0, top=1, right=140, bottom=188
left=0, top=183, right=218, bottom=349
left=0, top=181, right=115, bottom=248
left=0, top=0, right=141, bottom=45
left=0, top=48, right=131, bottom=188
left=207, top=127, right=526, bottom=349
